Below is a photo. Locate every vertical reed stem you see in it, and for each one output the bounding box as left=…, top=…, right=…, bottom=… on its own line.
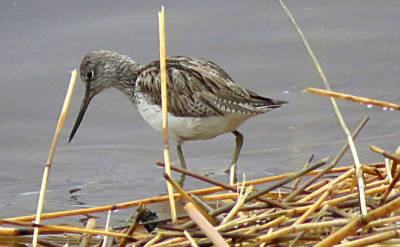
left=158, top=6, right=177, bottom=222
left=32, top=70, right=77, bottom=246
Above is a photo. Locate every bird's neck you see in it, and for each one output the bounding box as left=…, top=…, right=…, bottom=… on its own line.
left=114, top=78, right=136, bottom=98
left=114, top=61, right=142, bottom=99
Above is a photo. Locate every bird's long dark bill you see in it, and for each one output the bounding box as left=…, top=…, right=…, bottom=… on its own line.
left=69, top=88, right=93, bottom=143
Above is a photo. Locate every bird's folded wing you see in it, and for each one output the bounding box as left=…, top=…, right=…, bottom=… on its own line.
left=135, top=56, right=284, bottom=117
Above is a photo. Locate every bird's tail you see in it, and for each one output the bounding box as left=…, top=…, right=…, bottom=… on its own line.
left=249, top=94, right=288, bottom=112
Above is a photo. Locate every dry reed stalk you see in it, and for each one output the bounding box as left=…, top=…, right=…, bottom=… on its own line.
left=0, top=228, right=79, bottom=237
left=385, top=158, right=393, bottom=182
left=158, top=6, right=177, bottom=223
left=390, top=146, right=400, bottom=176
left=184, top=203, right=228, bottom=247
left=316, top=195, right=400, bottom=246
left=370, top=145, right=400, bottom=163
left=101, top=210, right=112, bottom=247
left=292, top=156, right=313, bottom=190
left=199, top=192, right=239, bottom=201
left=0, top=227, right=18, bottom=236
left=32, top=70, right=77, bottom=247
left=366, top=215, right=400, bottom=229
left=305, top=87, right=400, bottom=111
left=0, top=220, right=131, bottom=240
left=278, top=0, right=367, bottom=216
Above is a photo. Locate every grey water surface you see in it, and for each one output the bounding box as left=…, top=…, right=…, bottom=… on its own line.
left=1, top=1, right=399, bottom=223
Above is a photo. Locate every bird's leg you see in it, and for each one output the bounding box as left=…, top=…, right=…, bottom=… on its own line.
left=229, top=130, right=244, bottom=185
left=177, top=143, right=187, bottom=186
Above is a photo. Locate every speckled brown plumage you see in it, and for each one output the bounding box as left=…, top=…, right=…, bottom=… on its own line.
left=134, top=56, right=286, bottom=117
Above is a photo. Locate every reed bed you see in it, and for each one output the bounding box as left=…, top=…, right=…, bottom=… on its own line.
left=2, top=157, right=400, bottom=246
left=2, top=1, right=400, bottom=246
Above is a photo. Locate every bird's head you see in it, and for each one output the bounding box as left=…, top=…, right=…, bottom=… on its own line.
left=69, top=50, right=140, bottom=142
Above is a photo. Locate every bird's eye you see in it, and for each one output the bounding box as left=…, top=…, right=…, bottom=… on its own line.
left=87, top=70, right=94, bottom=80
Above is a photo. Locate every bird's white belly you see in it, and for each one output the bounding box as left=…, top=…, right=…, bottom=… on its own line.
left=136, top=103, right=251, bottom=141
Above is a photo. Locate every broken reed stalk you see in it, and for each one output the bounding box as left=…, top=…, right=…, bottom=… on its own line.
left=3, top=165, right=358, bottom=223
left=32, top=69, right=77, bottom=247
left=158, top=6, right=177, bottom=223
left=101, top=210, right=112, bottom=247
left=278, top=0, right=367, bottom=216
left=292, top=155, right=313, bottom=190
left=370, top=145, right=400, bottom=163
left=0, top=227, right=20, bottom=236
left=184, top=203, right=228, bottom=247
left=390, top=147, right=400, bottom=177
left=80, top=218, right=96, bottom=247
left=305, top=87, right=400, bottom=111
left=183, top=230, right=199, bottom=247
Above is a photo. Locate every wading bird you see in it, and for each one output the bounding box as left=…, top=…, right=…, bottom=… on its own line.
left=69, top=50, right=287, bottom=183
